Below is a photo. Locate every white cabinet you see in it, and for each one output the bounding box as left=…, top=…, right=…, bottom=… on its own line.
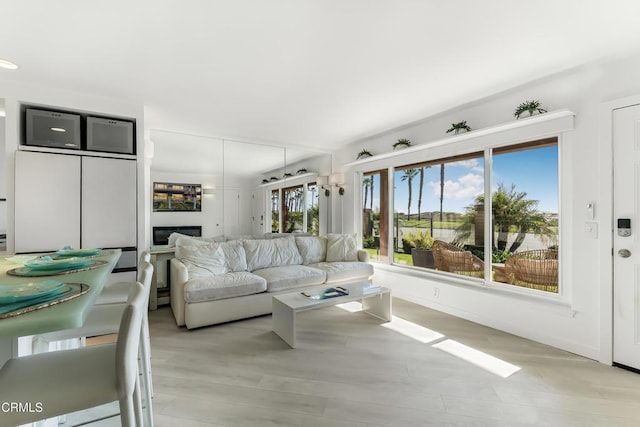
left=15, top=151, right=81, bottom=252
left=15, top=151, right=136, bottom=253
left=81, top=157, right=136, bottom=248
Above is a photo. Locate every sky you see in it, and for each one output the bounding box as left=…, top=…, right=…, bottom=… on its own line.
left=363, top=145, right=558, bottom=216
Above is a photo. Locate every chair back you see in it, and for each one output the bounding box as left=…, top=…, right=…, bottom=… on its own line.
left=504, top=249, right=558, bottom=291
left=138, top=260, right=154, bottom=290
left=432, top=240, right=484, bottom=277
left=139, top=250, right=151, bottom=265
left=115, top=281, right=150, bottom=398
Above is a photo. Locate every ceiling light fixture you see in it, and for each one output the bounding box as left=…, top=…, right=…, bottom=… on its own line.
left=51, top=127, right=66, bottom=132
left=0, top=58, right=19, bottom=70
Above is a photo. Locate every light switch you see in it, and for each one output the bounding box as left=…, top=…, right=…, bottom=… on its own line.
left=585, top=222, right=598, bottom=239
left=586, top=202, right=595, bottom=220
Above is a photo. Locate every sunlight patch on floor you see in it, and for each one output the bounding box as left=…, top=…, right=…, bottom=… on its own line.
left=381, top=316, right=445, bottom=344
left=336, top=301, right=363, bottom=312
left=433, top=339, right=521, bottom=378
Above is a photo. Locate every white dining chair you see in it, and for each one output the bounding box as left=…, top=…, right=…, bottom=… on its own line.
left=0, top=280, right=149, bottom=426
left=95, top=250, right=152, bottom=305
left=34, top=261, right=155, bottom=426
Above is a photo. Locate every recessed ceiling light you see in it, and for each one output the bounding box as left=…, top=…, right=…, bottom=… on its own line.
left=51, top=127, right=66, bottom=132
left=0, top=58, right=19, bottom=70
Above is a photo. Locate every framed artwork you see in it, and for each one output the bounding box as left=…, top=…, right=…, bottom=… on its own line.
left=153, top=182, right=202, bottom=212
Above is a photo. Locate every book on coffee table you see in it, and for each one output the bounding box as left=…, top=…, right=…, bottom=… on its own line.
left=301, top=286, right=349, bottom=300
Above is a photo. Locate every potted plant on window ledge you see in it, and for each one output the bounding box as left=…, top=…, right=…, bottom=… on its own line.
left=403, top=229, right=435, bottom=268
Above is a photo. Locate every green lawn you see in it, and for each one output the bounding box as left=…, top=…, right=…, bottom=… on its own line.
left=365, top=248, right=413, bottom=266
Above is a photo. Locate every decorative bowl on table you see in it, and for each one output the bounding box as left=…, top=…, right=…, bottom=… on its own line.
left=54, top=247, right=102, bottom=258
left=24, top=257, right=91, bottom=271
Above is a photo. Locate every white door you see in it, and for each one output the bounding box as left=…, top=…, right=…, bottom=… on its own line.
left=81, top=157, right=137, bottom=248
left=15, top=151, right=81, bottom=252
left=613, top=103, right=640, bottom=370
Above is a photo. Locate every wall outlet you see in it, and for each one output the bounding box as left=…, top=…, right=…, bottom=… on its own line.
left=433, top=287, right=439, bottom=298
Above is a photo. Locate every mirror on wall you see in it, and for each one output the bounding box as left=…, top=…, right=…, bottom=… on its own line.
left=149, top=129, right=331, bottom=240
left=0, top=99, right=6, bottom=253
left=222, top=140, right=285, bottom=236
left=148, top=129, right=224, bottom=241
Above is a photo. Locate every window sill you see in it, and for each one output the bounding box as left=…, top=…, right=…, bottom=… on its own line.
left=373, top=262, right=575, bottom=315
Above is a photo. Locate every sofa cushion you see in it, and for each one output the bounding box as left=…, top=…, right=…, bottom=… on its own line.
left=309, top=262, right=374, bottom=284
left=326, top=233, right=358, bottom=262
left=243, top=236, right=303, bottom=271
left=253, top=265, right=326, bottom=292
left=184, top=272, right=267, bottom=303
left=176, top=239, right=247, bottom=273
left=295, top=236, right=327, bottom=265
left=175, top=243, right=226, bottom=279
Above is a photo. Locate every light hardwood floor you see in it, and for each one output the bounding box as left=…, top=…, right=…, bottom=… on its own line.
left=74, top=298, right=640, bottom=426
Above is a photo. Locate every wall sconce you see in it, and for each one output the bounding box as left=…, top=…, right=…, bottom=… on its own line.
left=330, top=173, right=345, bottom=196
left=317, top=176, right=331, bottom=196
left=317, top=173, right=345, bottom=196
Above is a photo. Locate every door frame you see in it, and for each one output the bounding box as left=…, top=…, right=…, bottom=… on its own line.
left=599, top=94, right=640, bottom=365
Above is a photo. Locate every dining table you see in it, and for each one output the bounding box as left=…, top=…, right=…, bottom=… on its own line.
left=0, top=249, right=121, bottom=363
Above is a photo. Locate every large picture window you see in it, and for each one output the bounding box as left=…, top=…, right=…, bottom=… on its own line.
left=361, top=137, right=559, bottom=294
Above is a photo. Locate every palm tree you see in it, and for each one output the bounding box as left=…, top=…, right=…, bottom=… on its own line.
left=400, top=168, right=419, bottom=221
left=454, top=183, right=555, bottom=253
left=369, top=175, right=374, bottom=210
left=417, top=167, right=429, bottom=220
left=363, top=177, right=371, bottom=209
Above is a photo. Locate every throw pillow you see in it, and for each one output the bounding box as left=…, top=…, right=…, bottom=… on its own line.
left=243, top=236, right=303, bottom=271
left=326, top=233, right=358, bottom=262
left=219, top=240, right=248, bottom=272
left=175, top=243, right=226, bottom=279
left=295, top=236, right=327, bottom=264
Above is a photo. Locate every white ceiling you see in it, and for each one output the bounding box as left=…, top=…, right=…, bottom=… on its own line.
left=2, top=1, right=640, bottom=150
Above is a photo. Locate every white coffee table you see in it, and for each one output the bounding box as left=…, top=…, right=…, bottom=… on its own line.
left=272, top=282, right=392, bottom=348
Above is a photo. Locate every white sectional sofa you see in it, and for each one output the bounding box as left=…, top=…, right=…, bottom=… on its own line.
left=170, top=234, right=373, bottom=329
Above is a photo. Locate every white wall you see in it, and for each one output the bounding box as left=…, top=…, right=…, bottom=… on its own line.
left=0, top=116, right=6, bottom=238
left=332, top=53, right=640, bottom=361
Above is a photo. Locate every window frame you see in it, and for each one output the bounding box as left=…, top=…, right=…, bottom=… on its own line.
left=350, top=111, right=572, bottom=301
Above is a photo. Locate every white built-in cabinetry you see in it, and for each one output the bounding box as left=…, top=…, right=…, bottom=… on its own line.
left=14, top=150, right=136, bottom=253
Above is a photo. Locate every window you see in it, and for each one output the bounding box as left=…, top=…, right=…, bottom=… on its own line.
left=306, top=183, right=320, bottom=235
left=282, top=185, right=304, bottom=233
left=272, top=182, right=319, bottom=235
left=393, top=153, right=485, bottom=280
left=361, top=137, right=560, bottom=294
left=271, top=189, right=279, bottom=233
left=362, top=170, right=388, bottom=262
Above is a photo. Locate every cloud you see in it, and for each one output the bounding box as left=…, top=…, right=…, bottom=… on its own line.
left=451, top=159, right=484, bottom=173
left=428, top=173, right=483, bottom=200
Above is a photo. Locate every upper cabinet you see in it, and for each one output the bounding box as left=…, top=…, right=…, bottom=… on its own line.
left=21, top=105, right=136, bottom=157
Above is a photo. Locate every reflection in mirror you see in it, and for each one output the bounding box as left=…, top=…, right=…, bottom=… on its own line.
left=149, top=129, right=332, bottom=240
left=223, top=140, right=285, bottom=236
left=149, top=129, right=224, bottom=241
left=0, top=99, right=6, bottom=253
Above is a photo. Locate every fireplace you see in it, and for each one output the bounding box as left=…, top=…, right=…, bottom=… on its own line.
left=152, top=225, right=202, bottom=246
